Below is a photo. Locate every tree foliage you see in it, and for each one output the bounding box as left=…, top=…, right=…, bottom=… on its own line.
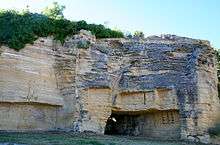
left=41, top=2, right=65, bottom=19
left=0, top=9, right=123, bottom=51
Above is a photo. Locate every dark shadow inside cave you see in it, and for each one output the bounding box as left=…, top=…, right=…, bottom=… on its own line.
left=104, top=110, right=181, bottom=139
left=104, top=112, right=140, bottom=136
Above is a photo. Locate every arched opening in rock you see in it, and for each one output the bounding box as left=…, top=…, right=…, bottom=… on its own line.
left=104, top=110, right=181, bottom=139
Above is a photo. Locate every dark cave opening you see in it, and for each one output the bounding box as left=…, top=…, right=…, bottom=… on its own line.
left=104, top=110, right=181, bottom=138
left=104, top=112, right=140, bottom=136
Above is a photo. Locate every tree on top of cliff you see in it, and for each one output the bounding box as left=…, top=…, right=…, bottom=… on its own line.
left=41, top=2, right=65, bottom=20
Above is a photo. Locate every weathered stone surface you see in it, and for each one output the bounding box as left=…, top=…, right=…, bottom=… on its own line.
left=0, top=32, right=219, bottom=144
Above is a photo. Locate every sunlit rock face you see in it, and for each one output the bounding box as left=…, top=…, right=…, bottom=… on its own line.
left=0, top=31, right=219, bottom=144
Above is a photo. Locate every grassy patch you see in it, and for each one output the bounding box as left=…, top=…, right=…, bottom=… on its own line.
left=0, top=132, right=206, bottom=145
left=0, top=132, right=105, bottom=145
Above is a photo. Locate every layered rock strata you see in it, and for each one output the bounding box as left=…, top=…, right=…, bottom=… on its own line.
left=0, top=31, right=219, bottom=143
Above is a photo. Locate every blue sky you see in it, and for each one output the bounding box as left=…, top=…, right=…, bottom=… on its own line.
left=0, top=0, right=219, bottom=48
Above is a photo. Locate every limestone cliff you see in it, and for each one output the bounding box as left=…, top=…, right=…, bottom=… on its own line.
left=0, top=31, right=219, bottom=143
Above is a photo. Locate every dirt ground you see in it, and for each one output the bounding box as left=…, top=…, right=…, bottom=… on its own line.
left=0, top=132, right=215, bottom=145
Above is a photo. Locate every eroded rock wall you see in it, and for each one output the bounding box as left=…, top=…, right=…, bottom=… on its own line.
left=0, top=32, right=219, bottom=143
left=0, top=37, right=78, bottom=130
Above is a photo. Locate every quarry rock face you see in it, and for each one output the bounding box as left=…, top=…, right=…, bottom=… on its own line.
left=0, top=31, right=219, bottom=143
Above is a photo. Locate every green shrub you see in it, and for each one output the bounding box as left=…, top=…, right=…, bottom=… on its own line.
left=0, top=10, right=124, bottom=50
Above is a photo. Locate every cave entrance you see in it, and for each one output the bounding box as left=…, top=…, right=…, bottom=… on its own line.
left=104, top=112, right=140, bottom=136
left=104, top=110, right=181, bottom=139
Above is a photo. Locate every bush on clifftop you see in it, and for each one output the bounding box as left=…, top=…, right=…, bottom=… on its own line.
left=0, top=9, right=124, bottom=50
